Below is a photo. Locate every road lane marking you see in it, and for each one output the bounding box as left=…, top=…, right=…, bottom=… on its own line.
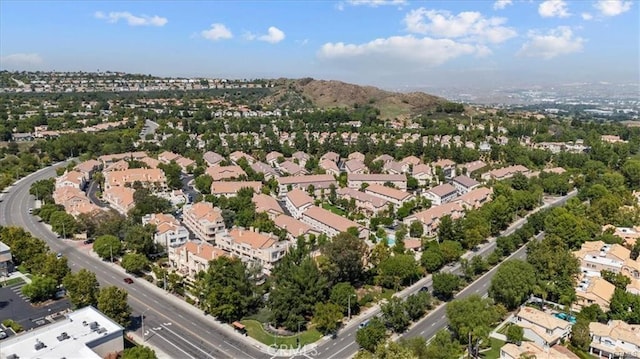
left=149, top=329, right=197, bottom=359
left=326, top=342, right=354, bottom=359
left=161, top=324, right=217, bottom=359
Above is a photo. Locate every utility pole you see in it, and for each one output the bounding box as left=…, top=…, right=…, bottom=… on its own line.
left=110, top=244, right=113, bottom=263
left=163, top=271, right=167, bottom=292
left=348, top=294, right=356, bottom=321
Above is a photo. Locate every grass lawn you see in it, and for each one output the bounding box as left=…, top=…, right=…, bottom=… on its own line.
left=321, top=203, right=346, bottom=216
left=241, top=320, right=323, bottom=347
left=481, top=338, right=506, bottom=359
left=1, top=277, right=24, bottom=287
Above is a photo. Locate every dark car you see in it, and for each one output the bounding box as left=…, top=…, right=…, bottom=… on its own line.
left=124, top=278, right=134, bottom=284
left=84, top=238, right=95, bottom=244
left=419, top=286, right=429, bottom=292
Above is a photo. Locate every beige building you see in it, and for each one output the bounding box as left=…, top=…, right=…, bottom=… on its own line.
left=210, top=181, right=262, bottom=197
left=206, top=165, right=247, bottom=181
left=274, top=214, right=319, bottom=241
left=500, top=342, right=571, bottom=359
left=337, top=187, right=389, bottom=214
left=513, top=306, right=572, bottom=348
left=170, top=240, right=227, bottom=279
left=102, top=186, right=136, bottom=215
left=142, top=213, right=189, bottom=249
left=216, top=228, right=290, bottom=275
left=104, top=168, right=166, bottom=190
left=347, top=173, right=407, bottom=191
left=589, top=320, right=640, bottom=358
left=574, top=276, right=616, bottom=312
left=364, top=184, right=414, bottom=207
left=252, top=193, right=284, bottom=219
left=301, top=205, right=368, bottom=239
left=454, top=187, right=493, bottom=210
left=182, top=202, right=225, bottom=242
left=277, top=174, right=337, bottom=195
left=284, top=188, right=314, bottom=219
left=482, top=165, right=530, bottom=181
left=424, top=183, right=458, bottom=206
left=404, top=202, right=464, bottom=237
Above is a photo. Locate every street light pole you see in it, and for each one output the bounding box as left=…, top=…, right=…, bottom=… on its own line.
left=110, top=244, right=113, bottom=263
left=348, top=294, right=356, bottom=321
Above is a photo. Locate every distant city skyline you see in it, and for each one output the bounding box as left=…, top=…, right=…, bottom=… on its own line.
left=1, top=0, right=638, bottom=90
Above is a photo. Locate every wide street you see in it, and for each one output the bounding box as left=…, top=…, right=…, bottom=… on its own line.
left=0, top=161, right=577, bottom=359
left=0, top=163, right=267, bottom=359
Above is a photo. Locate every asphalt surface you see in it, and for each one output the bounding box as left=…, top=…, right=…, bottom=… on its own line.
left=0, top=162, right=577, bottom=359
left=0, top=163, right=267, bottom=359
left=0, top=283, right=72, bottom=331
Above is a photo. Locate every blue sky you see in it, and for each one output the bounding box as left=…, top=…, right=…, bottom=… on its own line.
left=1, top=0, right=638, bottom=89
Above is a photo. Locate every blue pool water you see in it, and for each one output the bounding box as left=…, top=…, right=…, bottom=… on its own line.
left=554, top=312, right=577, bottom=324
left=387, top=234, right=396, bottom=247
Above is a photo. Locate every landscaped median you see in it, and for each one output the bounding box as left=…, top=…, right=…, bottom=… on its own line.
left=240, top=319, right=323, bottom=347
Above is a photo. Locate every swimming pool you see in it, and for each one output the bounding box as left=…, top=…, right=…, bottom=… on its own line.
left=387, top=234, right=396, bottom=247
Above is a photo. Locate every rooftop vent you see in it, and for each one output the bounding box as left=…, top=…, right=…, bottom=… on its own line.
left=34, top=339, right=46, bottom=351
left=82, top=320, right=87, bottom=326
left=89, top=321, right=99, bottom=331
left=57, top=332, right=70, bottom=341
left=97, top=327, right=107, bottom=334
left=6, top=354, right=19, bottom=359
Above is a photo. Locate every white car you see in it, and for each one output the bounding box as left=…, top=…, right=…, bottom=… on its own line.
left=0, top=330, right=7, bottom=339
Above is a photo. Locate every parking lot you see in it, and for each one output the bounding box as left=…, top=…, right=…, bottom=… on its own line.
left=0, top=280, right=71, bottom=331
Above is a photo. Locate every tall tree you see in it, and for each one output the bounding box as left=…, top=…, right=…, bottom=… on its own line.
left=489, top=260, right=537, bottom=310
left=98, top=286, right=132, bottom=327
left=93, top=235, right=122, bottom=261
left=63, top=269, right=100, bottom=308
left=321, top=231, right=367, bottom=284
left=446, top=295, right=504, bottom=345
left=356, top=317, right=388, bottom=352
left=313, top=302, right=343, bottom=335
left=381, top=297, right=411, bottom=333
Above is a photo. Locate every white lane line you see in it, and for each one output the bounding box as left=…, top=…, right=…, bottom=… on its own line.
left=420, top=330, right=425, bottom=335
left=431, top=322, right=436, bottom=327
left=149, top=329, right=197, bottom=359
left=161, top=324, right=217, bottom=359
left=223, top=340, right=257, bottom=359
left=326, top=342, right=355, bottom=359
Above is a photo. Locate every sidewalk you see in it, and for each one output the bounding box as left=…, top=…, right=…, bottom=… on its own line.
left=2, top=270, right=32, bottom=285
left=127, top=331, right=173, bottom=359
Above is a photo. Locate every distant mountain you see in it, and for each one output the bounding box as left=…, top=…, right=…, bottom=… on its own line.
left=262, top=78, right=447, bottom=119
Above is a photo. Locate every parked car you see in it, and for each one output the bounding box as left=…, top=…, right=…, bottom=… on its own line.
left=0, top=330, right=7, bottom=340
left=124, top=277, right=134, bottom=284
left=56, top=252, right=63, bottom=259
left=83, top=238, right=95, bottom=244
left=358, top=319, right=370, bottom=329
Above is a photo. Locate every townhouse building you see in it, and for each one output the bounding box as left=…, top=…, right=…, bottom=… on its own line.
left=102, top=186, right=136, bottom=215
left=404, top=202, right=465, bottom=237
left=55, top=170, right=88, bottom=190
left=451, top=175, right=480, bottom=195
left=343, top=159, right=368, bottom=174
left=210, top=181, right=262, bottom=197
left=482, top=165, right=531, bottom=181
left=52, top=186, right=102, bottom=217
left=319, top=159, right=340, bottom=176
left=277, top=174, right=337, bottom=195
left=203, top=151, right=225, bottom=167
left=103, top=168, right=166, bottom=190
left=216, top=228, right=290, bottom=275
left=500, top=342, right=570, bottom=359
left=412, top=164, right=434, bottom=186
left=206, top=165, right=246, bottom=181
left=273, top=214, right=319, bottom=241
left=364, top=184, right=414, bottom=207
left=251, top=161, right=279, bottom=180
left=73, top=159, right=101, bottom=179
left=320, top=151, right=340, bottom=163
left=337, top=187, right=389, bottom=215
left=454, top=187, right=493, bottom=210
left=266, top=151, right=283, bottom=166
left=513, top=306, right=572, bottom=348
left=182, top=202, right=225, bottom=242
left=278, top=160, right=306, bottom=176
left=284, top=189, right=314, bottom=219
left=573, top=276, right=616, bottom=312
left=169, top=241, right=226, bottom=279
left=589, top=320, right=640, bottom=359
left=252, top=193, right=284, bottom=219
left=300, top=206, right=369, bottom=239
left=424, top=183, right=458, bottom=206
left=142, top=213, right=189, bottom=250
left=347, top=173, right=407, bottom=191
left=461, top=160, right=487, bottom=176
left=432, top=159, right=456, bottom=180
left=229, top=150, right=255, bottom=165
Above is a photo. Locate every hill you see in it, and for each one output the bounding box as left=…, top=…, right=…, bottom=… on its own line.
left=262, top=78, right=447, bottom=120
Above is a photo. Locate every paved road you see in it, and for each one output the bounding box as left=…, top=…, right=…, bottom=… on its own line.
left=310, top=190, right=577, bottom=359
left=0, top=164, right=267, bottom=359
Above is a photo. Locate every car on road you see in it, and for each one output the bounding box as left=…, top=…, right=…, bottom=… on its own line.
left=419, top=286, right=429, bottom=292
left=56, top=252, right=63, bottom=259
left=358, top=319, right=370, bottom=329
left=28, top=208, right=33, bottom=214
left=124, top=278, right=134, bottom=284
left=0, top=330, right=7, bottom=340
left=83, top=238, right=95, bottom=244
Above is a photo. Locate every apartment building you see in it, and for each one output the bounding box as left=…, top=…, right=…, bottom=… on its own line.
left=404, top=202, right=464, bottom=237
left=589, top=320, right=640, bottom=359
left=170, top=240, right=226, bottom=279
left=203, top=151, right=225, bottom=167
left=56, top=170, right=87, bottom=190
left=320, top=151, right=340, bottom=163
left=573, top=276, right=616, bottom=312
left=432, top=159, right=456, bottom=180
left=343, top=159, right=368, bottom=174
left=319, top=159, right=340, bottom=176
left=210, top=181, right=262, bottom=197
left=573, top=241, right=629, bottom=277
left=142, top=213, right=189, bottom=249
left=73, top=159, right=101, bottom=179
left=278, top=160, right=306, bottom=176
left=364, top=184, right=414, bottom=207
left=461, top=160, right=487, bottom=176
left=301, top=206, right=368, bottom=239
left=266, top=151, right=283, bottom=166
left=104, top=168, right=166, bottom=190
left=337, top=187, right=389, bottom=214
left=482, top=165, right=530, bottom=181
left=424, top=183, right=458, bottom=206
left=500, top=342, right=570, bottom=359
left=251, top=161, right=279, bottom=180
left=252, top=193, right=284, bottom=219
left=347, top=173, right=407, bottom=191
left=513, top=306, right=572, bottom=348
left=451, top=175, right=480, bottom=194
left=284, top=188, right=314, bottom=219
left=273, top=214, right=319, bottom=241
left=412, top=164, right=434, bottom=186
left=206, top=165, right=246, bottom=181
left=277, top=174, right=337, bottom=195
left=229, top=150, right=255, bottom=164
left=182, top=202, right=225, bottom=242
left=98, top=151, right=147, bottom=166
left=216, top=228, right=290, bottom=275
left=454, top=187, right=493, bottom=210
left=102, top=186, right=136, bottom=215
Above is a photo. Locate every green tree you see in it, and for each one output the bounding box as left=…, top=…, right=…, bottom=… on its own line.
left=62, top=269, right=100, bottom=308
left=527, top=236, right=580, bottom=303
left=439, top=240, right=463, bottom=264
left=32, top=252, right=70, bottom=284
left=49, top=211, right=80, bottom=237
left=122, top=346, right=158, bottom=359
left=321, top=231, right=367, bottom=284
left=381, top=297, right=410, bottom=333
left=123, top=224, right=156, bottom=255
left=432, top=273, right=461, bottom=301
left=121, top=253, right=150, bottom=275
left=195, top=256, right=257, bottom=323
left=330, top=282, right=358, bottom=316
left=98, top=286, right=132, bottom=327
left=424, top=330, right=462, bottom=359
left=489, top=260, right=537, bottom=310
left=622, top=159, right=640, bottom=189
left=409, top=221, right=423, bottom=238
left=446, top=295, right=504, bottom=345
left=356, top=317, right=387, bottom=352
left=93, top=235, right=122, bottom=261
left=506, top=324, right=523, bottom=344
left=601, top=269, right=632, bottom=290
left=158, top=161, right=183, bottom=189
left=194, top=174, right=213, bottom=194
left=404, top=291, right=431, bottom=321
left=578, top=304, right=607, bottom=323
left=21, top=275, right=58, bottom=302
left=375, top=254, right=422, bottom=290
left=420, top=246, right=444, bottom=273
left=570, top=319, right=591, bottom=351
left=29, top=178, right=55, bottom=201
left=313, top=302, right=343, bottom=335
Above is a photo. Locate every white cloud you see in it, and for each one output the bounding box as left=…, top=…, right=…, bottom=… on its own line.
left=493, top=0, right=513, bottom=10
left=0, top=53, right=44, bottom=67
left=346, top=0, right=406, bottom=7
left=318, top=35, right=488, bottom=68
left=594, top=0, right=633, bottom=16
left=201, top=23, right=233, bottom=41
left=538, top=0, right=571, bottom=18
left=518, top=26, right=584, bottom=59
left=403, top=8, right=517, bottom=44
left=258, top=26, right=285, bottom=44
left=581, top=12, right=593, bottom=20
left=94, top=11, right=167, bottom=26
